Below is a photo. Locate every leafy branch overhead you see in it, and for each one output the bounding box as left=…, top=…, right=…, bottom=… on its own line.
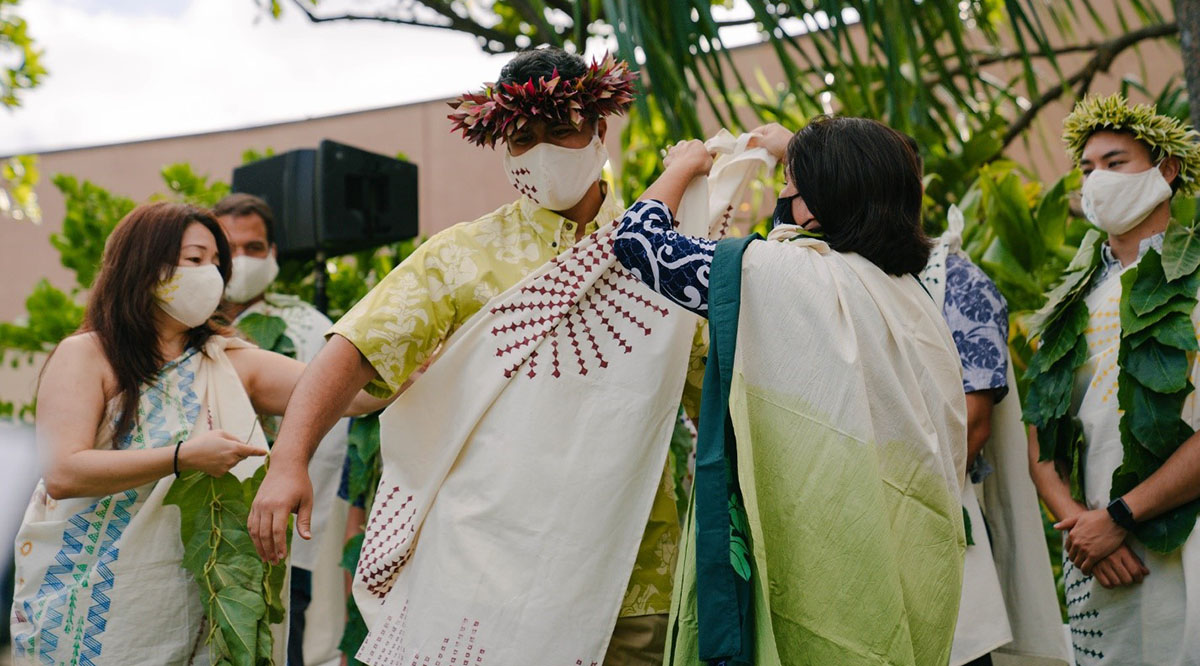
left=0, top=0, right=46, bottom=110
left=260, top=1, right=1184, bottom=148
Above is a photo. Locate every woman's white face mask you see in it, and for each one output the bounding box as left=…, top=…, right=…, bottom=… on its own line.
left=155, top=264, right=225, bottom=328
left=503, top=133, right=608, bottom=211
left=1080, top=164, right=1172, bottom=235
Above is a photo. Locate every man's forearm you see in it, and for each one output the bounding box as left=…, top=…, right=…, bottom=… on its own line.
left=1028, top=426, right=1085, bottom=521
left=273, top=334, right=378, bottom=468
left=1124, top=430, right=1200, bottom=522
left=640, top=165, right=695, bottom=215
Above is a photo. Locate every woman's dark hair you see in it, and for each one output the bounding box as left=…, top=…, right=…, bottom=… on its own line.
left=213, top=192, right=276, bottom=244
left=497, top=46, right=587, bottom=87
left=787, top=116, right=932, bottom=275
left=81, top=201, right=231, bottom=442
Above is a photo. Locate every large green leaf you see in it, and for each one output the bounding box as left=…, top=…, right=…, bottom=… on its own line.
left=1120, top=293, right=1195, bottom=336
left=1027, top=230, right=1103, bottom=335
left=1022, top=353, right=1077, bottom=427
left=1123, top=343, right=1190, bottom=394
left=1128, top=250, right=1200, bottom=316
left=1127, top=311, right=1200, bottom=352
left=729, top=534, right=752, bottom=582
left=1033, top=171, right=1079, bottom=249
left=255, top=619, right=273, bottom=665
left=1027, top=302, right=1088, bottom=375
left=210, top=553, right=265, bottom=594
left=980, top=165, right=1040, bottom=269
left=1124, top=380, right=1192, bottom=459
left=236, top=313, right=288, bottom=351
left=263, top=560, right=288, bottom=625
left=1131, top=498, right=1200, bottom=553
left=339, top=593, right=370, bottom=666
left=213, top=585, right=267, bottom=666
left=1162, top=219, right=1200, bottom=282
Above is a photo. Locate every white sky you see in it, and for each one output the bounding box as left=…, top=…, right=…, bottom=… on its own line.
left=0, top=0, right=514, bottom=155
left=0, top=0, right=787, bottom=156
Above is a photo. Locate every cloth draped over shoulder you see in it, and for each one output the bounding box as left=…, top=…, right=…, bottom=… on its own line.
left=350, top=132, right=774, bottom=665
left=668, top=229, right=967, bottom=666
left=10, top=336, right=282, bottom=666
left=922, top=207, right=1071, bottom=666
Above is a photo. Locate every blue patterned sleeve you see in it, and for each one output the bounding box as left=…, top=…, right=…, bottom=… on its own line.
left=943, top=254, right=1010, bottom=402
left=613, top=199, right=716, bottom=318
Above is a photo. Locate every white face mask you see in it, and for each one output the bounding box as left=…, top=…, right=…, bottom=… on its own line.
left=224, top=254, right=279, bottom=304
left=1081, top=164, right=1172, bottom=235
left=503, top=133, right=608, bottom=211
left=155, top=264, right=225, bottom=328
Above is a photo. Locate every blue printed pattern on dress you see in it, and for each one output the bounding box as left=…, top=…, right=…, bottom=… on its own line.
left=614, top=199, right=715, bottom=318
left=19, top=350, right=201, bottom=663
left=943, top=254, right=1009, bottom=401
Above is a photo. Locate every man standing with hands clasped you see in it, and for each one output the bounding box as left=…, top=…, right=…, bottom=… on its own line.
left=1025, top=93, right=1200, bottom=665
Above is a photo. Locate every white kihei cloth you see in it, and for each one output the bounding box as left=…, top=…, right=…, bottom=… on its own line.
left=922, top=207, right=1071, bottom=666
left=1062, top=267, right=1200, bottom=666
left=351, top=133, right=773, bottom=665
left=10, top=337, right=284, bottom=666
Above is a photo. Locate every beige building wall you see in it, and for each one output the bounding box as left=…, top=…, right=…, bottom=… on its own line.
left=0, top=5, right=1184, bottom=406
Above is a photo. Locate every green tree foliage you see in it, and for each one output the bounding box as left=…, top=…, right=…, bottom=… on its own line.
left=268, top=1, right=1183, bottom=153
left=2, top=0, right=47, bottom=224
left=1, top=0, right=45, bottom=110
left=1, top=154, right=40, bottom=222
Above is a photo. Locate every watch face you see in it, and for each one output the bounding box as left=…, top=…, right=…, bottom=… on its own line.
left=1107, top=498, right=1135, bottom=529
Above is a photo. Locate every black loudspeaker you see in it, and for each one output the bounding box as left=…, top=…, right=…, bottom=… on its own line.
left=231, top=140, right=418, bottom=260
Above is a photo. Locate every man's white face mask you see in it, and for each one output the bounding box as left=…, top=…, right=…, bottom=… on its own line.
left=155, top=264, right=225, bottom=328
left=1080, top=164, right=1172, bottom=235
left=503, top=133, right=608, bottom=211
left=224, top=254, right=280, bottom=304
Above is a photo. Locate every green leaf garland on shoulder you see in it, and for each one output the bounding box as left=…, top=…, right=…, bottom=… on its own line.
left=1023, top=232, right=1103, bottom=494
left=1026, top=223, right=1200, bottom=554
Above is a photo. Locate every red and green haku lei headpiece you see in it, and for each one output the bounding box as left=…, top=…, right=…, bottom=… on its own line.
left=448, top=53, right=637, bottom=148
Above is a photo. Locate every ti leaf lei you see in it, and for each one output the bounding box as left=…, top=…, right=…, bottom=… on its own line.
left=235, top=312, right=296, bottom=444
left=1024, top=220, right=1200, bottom=553
left=165, top=465, right=289, bottom=665
left=160, top=310, right=296, bottom=664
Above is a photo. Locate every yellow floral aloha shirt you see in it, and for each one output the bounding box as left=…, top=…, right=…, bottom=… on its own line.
left=330, top=189, right=703, bottom=616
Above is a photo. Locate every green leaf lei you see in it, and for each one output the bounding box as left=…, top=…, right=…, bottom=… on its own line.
left=235, top=312, right=296, bottom=444
left=1024, top=220, right=1200, bottom=553
left=165, top=465, right=289, bottom=665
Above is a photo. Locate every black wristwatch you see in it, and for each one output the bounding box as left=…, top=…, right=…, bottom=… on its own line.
left=1106, top=497, right=1138, bottom=531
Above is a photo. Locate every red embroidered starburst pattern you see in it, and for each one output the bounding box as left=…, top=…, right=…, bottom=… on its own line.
left=359, top=486, right=418, bottom=598
left=489, top=228, right=669, bottom=380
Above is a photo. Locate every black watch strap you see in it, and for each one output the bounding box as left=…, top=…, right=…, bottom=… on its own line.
left=1107, top=497, right=1137, bottom=531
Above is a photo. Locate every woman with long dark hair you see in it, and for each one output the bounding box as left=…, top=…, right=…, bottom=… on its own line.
left=613, top=117, right=968, bottom=666
left=10, top=202, right=386, bottom=665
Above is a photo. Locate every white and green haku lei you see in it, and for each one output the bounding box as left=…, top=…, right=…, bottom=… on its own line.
left=1024, top=220, right=1200, bottom=552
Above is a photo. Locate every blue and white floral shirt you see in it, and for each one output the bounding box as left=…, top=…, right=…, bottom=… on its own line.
left=943, top=254, right=1009, bottom=401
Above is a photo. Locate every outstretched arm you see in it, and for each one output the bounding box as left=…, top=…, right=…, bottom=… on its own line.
left=614, top=140, right=716, bottom=318
left=248, top=335, right=378, bottom=563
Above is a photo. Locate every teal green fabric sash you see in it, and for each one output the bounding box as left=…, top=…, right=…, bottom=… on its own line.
left=695, top=234, right=758, bottom=664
